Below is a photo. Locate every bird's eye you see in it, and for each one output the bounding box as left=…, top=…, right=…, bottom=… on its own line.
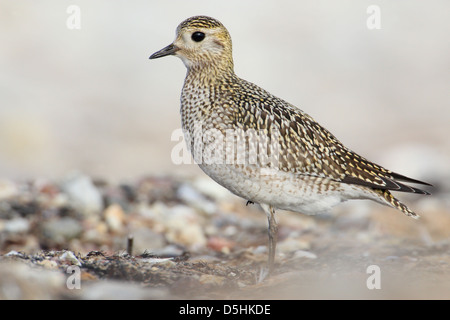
left=191, top=31, right=205, bottom=42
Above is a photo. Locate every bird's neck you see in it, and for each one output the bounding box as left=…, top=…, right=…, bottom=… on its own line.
left=184, top=59, right=235, bottom=88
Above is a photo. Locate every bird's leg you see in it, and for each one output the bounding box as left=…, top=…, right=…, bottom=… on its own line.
left=261, top=204, right=278, bottom=274
left=267, top=206, right=278, bottom=274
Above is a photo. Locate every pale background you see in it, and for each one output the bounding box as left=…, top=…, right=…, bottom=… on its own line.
left=0, top=0, right=449, bottom=300
left=0, top=0, right=449, bottom=184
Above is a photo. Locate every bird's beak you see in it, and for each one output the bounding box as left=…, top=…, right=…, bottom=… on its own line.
left=149, top=43, right=180, bottom=59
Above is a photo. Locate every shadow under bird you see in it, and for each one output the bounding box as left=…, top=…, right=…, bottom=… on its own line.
left=149, top=16, right=432, bottom=273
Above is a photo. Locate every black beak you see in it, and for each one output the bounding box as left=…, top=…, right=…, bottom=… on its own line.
left=149, top=43, right=179, bottom=59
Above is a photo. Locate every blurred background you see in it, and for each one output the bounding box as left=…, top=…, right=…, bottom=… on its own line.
left=0, top=0, right=448, bottom=185
left=0, top=0, right=449, bottom=300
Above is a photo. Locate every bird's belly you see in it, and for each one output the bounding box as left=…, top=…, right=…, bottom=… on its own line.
left=198, top=163, right=369, bottom=215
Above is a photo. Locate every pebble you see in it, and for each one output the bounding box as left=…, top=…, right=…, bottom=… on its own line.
left=0, top=172, right=446, bottom=300
left=4, top=250, right=26, bottom=258
left=163, top=205, right=207, bottom=249
left=136, top=202, right=208, bottom=249
left=292, top=250, right=317, bottom=260
left=82, top=219, right=108, bottom=245
left=62, top=172, right=103, bottom=215
left=34, top=179, right=60, bottom=198
left=1, top=217, right=30, bottom=233
left=199, top=274, right=225, bottom=286
left=207, top=236, right=234, bottom=253
left=39, top=259, right=58, bottom=269
left=103, top=204, right=126, bottom=233
left=0, top=179, right=18, bottom=200
left=59, top=250, right=82, bottom=266
left=223, top=225, right=238, bottom=237
left=176, top=183, right=217, bottom=215
left=141, top=257, right=175, bottom=267
left=277, top=236, right=311, bottom=253
left=136, top=176, right=177, bottom=203
left=188, top=255, right=221, bottom=263
left=150, top=244, right=184, bottom=257
left=137, top=201, right=166, bottom=220
left=254, top=245, right=268, bottom=254
left=127, top=227, right=165, bottom=254
left=41, top=217, right=83, bottom=243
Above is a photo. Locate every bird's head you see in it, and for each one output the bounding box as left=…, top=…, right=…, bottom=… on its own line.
left=150, top=16, right=234, bottom=72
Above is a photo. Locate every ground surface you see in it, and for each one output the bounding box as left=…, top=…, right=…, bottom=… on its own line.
left=0, top=173, right=449, bottom=299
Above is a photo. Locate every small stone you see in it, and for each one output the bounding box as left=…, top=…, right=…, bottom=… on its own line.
left=103, top=204, right=126, bottom=233
left=177, top=183, right=202, bottom=203
left=199, top=274, right=225, bottom=286
left=292, top=250, right=317, bottom=259
left=188, top=255, right=220, bottom=263
left=164, top=205, right=206, bottom=249
left=41, top=217, right=83, bottom=244
left=137, top=201, right=166, bottom=220
left=177, top=183, right=217, bottom=214
left=127, top=227, right=165, bottom=254
left=0, top=179, right=18, bottom=200
left=62, top=172, right=103, bottom=215
left=3, top=217, right=30, bottom=233
left=59, top=251, right=82, bottom=266
left=277, top=236, right=310, bottom=253
left=39, top=259, right=58, bottom=269
left=4, top=250, right=26, bottom=258
left=136, top=176, right=178, bottom=203
left=151, top=244, right=184, bottom=257
left=34, top=179, right=60, bottom=197
left=223, top=225, right=238, bottom=236
left=207, top=236, right=234, bottom=253
left=141, top=257, right=175, bottom=267
left=82, top=220, right=108, bottom=245
left=81, top=271, right=98, bottom=282
left=254, top=245, right=268, bottom=254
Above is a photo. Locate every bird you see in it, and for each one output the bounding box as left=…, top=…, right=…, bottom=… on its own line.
left=149, top=15, right=431, bottom=273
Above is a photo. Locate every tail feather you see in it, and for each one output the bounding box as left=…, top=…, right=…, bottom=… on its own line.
left=388, top=171, right=433, bottom=187
left=374, top=189, right=420, bottom=219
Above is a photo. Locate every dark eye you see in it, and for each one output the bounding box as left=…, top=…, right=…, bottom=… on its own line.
left=191, top=31, right=205, bottom=42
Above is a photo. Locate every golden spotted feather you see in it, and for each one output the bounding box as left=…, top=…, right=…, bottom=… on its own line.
left=150, top=15, right=431, bottom=220
left=227, top=77, right=431, bottom=195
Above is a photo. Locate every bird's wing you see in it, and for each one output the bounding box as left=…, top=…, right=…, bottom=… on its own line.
left=230, top=78, right=431, bottom=195
left=275, top=102, right=431, bottom=195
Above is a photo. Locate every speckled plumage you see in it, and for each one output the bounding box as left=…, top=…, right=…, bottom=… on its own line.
left=150, top=16, right=431, bottom=272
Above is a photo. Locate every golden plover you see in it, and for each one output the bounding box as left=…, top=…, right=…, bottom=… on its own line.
left=150, top=16, right=431, bottom=273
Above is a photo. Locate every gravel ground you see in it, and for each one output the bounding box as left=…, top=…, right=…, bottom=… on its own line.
left=0, top=173, right=449, bottom=299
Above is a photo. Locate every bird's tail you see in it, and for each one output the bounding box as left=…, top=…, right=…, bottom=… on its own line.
left=374, top=189, right=420, bottom=219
